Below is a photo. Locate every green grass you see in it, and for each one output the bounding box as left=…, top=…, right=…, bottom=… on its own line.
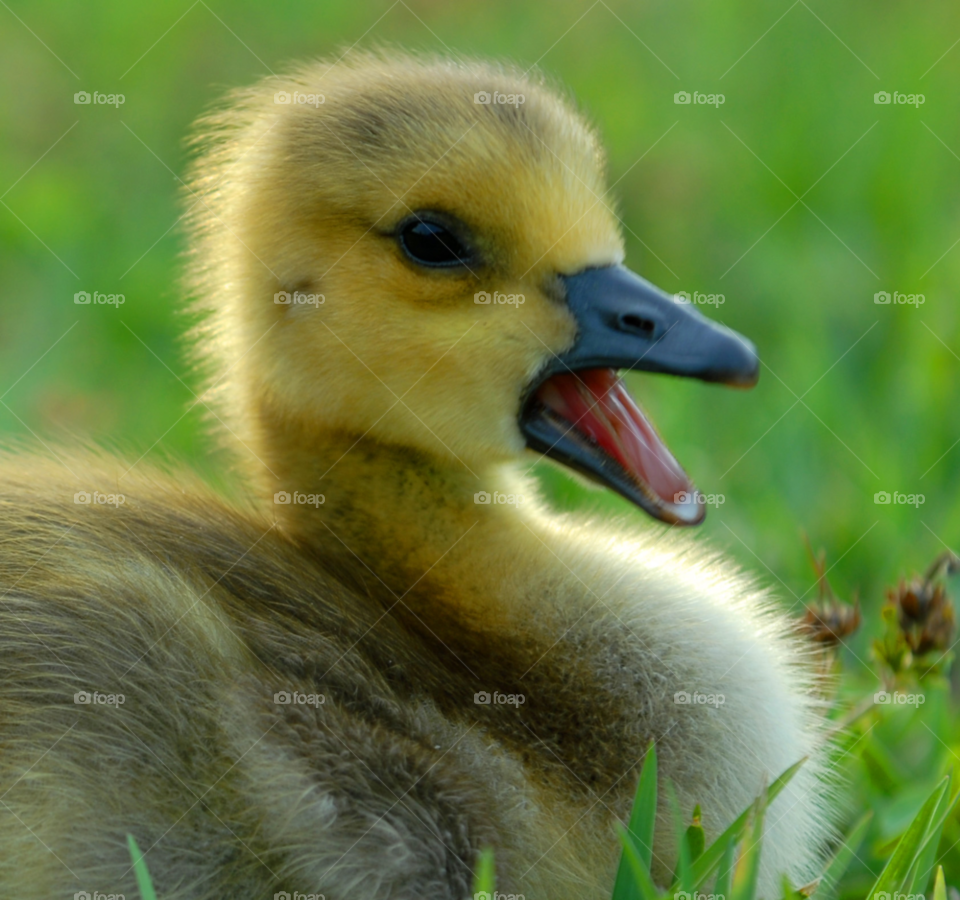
left=127, top=834, right=158, bottom=900
left=603, top=745, right=959, bottom=900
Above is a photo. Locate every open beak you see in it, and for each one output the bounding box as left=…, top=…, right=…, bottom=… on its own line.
left=519, top=265, right=759, bottom=525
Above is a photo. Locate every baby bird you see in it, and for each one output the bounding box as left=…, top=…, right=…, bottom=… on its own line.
left=0, top=53, right=832, bottom=899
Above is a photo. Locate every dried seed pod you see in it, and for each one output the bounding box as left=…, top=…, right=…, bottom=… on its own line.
left=800, top=598, right=862, bottom=646
left=888, top=570, right=956, bottom=656
left=797, top=533, right=861, bottom=646
left=873, top=550, right=958, bottom=677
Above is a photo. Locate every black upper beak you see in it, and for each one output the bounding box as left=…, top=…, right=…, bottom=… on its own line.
left=551, top=265, right=759, bottom=384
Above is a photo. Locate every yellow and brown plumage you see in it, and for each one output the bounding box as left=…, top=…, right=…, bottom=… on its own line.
left=0, top=53, right=834, bottom=898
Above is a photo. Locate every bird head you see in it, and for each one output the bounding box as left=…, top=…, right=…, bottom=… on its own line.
left=185, top=53, right=757, bottom=526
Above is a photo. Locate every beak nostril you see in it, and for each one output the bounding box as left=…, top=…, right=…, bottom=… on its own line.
left=619, top=313, right=656, bottom=338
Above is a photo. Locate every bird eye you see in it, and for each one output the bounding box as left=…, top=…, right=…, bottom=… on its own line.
left=398, top=216, right=472, bottom=268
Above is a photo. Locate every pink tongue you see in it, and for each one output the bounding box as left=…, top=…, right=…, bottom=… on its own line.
left=536, top=369, right=694, bottom=506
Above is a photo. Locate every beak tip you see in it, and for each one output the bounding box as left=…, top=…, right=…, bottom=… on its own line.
left=717, top=334, right=759, bottom=388
left=738, top=340, right=760, bottom=388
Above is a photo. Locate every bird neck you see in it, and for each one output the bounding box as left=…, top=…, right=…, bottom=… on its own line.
left=259, top=422, right=557, bottom=634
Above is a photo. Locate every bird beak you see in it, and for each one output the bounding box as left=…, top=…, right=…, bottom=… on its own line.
left=519, top=265, right=759, bottom=526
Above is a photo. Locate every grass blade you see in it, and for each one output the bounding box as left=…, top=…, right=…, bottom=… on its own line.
left=731, top=789, right=766, bottom=900
left=781, top=874, right=801, bottom=900
left=866, top=776, right=948, bottom=899
left=615, top=823, right=661, bottom=900
left=906, top=773, right=958, bottom=896
left=666, top=781, right=693, bottom=892
left=686, top=806, right=706, bottom=864
left=673, top=803, right=706, bottom=889
left=612, top=741, right=658, bottom=900
left=684, top=757, right=806, bottom=890
left=713, top=837, right=735, bottom=900
left=933, top=866, right=947, bottom=900
left=907, top=817, right=944, bottom=897
left=816, top=811, right=872, bottom=900
left=473, top=846, right=496, bottom=897
left=127, top=834, right=158, bottom=900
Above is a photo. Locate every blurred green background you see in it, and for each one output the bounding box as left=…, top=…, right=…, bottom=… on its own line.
left=1, top=0, right=959, bottom=894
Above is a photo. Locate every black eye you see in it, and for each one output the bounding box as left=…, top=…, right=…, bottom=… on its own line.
left=398, top=216, right=472, bottom=268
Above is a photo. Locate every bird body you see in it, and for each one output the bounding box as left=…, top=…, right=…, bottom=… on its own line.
left=0, top=53, right=832, bottom=899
